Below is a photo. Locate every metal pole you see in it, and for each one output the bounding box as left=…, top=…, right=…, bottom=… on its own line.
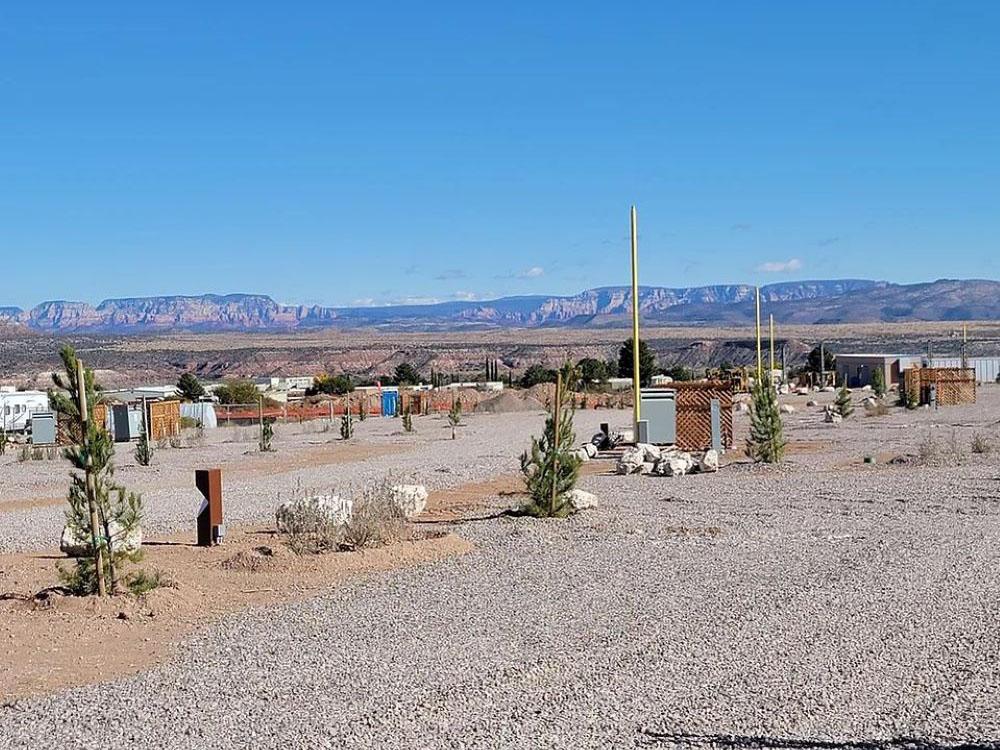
left=630, top=205, right=641, bottom=431
left=550, top=373, right=562, bottom=516
left=768, top=313, right=775, bottom=377
left=77, top=358, right=107, bottom=598
left=754, top=287, right=762, bottom=381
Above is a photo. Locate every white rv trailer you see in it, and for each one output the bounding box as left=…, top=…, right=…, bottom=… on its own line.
left=0, top=389, right=49, bottom=433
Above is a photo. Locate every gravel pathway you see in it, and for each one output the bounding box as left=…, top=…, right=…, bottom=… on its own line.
left=3, top=393, right=1000, bottom=747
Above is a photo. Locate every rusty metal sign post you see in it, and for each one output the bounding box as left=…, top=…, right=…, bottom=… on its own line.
left=195, top=468, right=225, bottom=546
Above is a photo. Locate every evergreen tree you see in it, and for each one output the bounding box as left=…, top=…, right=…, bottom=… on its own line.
left=871, top=367, right=886, bottom=397
left=618, top=337, right=657, bottom=387
left=393, top=362, right=421, bottom=385
left=519, top=398, right=582, bottom=517
left=745, top=378, right=786, bottom=463
left=834, top=383, right=854, bottom=418
left=134, top=419, right=153, bottom=466
left=176, top=372, right=205, bottom=401
left=259, top=418, right=275, bottom=451
left=402, top=406, right=414, bottom=433
left=448, top=396, right=462, bottom=440
left=49, top=346, right=145, bottom=596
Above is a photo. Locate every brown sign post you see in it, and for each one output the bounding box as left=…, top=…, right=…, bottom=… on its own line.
left=195, top=468, right=225, bottom=546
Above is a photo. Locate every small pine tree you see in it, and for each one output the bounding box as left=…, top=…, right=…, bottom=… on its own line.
left=402, top=407, right=414, bottom=433
left=871, top=367, right=886, bottom=397
left=0, top=427, right=7, bottom=456
left=259, top=418, right=275, bottom=452
left=357, top=395, right=368, bottom=421
left=134, top=421, right=153, bottom=466
left=519, top=400, right=582, bottom=518
left=340, top=411, right=354, bottom=440
left=447, top=397, right=462, bottom=440
left=746, top=378, right=786, bottom=463
left=834, top=383, right=854, bottom=418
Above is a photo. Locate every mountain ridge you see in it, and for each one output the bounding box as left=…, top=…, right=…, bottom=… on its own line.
left=2, top=278, right=999, bottom=333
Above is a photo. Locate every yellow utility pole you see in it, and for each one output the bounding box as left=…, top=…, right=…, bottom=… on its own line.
left=769, top=313, right=775, bottom=375
left=630, top=205, right=641, bottom=431
left=754, top=287, right=763, bottom=381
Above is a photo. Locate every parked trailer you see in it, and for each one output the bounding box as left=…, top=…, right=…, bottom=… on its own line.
left=0, top=390, right=49, bottom=433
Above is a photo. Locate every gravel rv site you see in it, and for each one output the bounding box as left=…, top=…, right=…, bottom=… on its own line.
left=3, top=389, right=1000, bottom=748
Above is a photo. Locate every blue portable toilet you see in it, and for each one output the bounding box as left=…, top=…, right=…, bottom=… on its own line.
left=381, top=390, right=399, bottom=417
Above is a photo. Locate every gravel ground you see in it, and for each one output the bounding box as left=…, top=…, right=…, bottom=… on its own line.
left=0, top=409, right=620, bottom=552
left=4, top=390, right=1000, bottom=747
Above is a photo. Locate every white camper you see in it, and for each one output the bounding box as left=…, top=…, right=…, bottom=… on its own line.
left=0, top=390, right=49, bottom=433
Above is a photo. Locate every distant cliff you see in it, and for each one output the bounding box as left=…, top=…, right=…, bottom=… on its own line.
left=3, top=279, right=1000, bottom=333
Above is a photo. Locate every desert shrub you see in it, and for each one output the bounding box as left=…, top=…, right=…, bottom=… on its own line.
left=126, top=568, right=176, bottom=595
left=871, top=367, right=886, bottom=397
left=520, top=364, right=558, bottom=388
left=746, top=379, right=786, bottom=463
left=168, top=435, right=182, bottom=449
left=308, top=374, right=353, bottom=396
left=448, top=397, right=462, bottom=440
left=280, top=500, right=345, bottom=555
left=918, top=432, right=939, bottom=463
left=519, top=399, right=581, bottom=518
left=947, top=430, right=966, bottom=465
left=0, top=429, right=7, bottom=456
left=972, top=433, right=992, bottom=455
left=340, top=480, right=406, bottom=550
left=180, top=416, right=201, bottom=429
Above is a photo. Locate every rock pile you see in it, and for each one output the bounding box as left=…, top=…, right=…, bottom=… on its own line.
left=615, top=444, right=719, bottom=478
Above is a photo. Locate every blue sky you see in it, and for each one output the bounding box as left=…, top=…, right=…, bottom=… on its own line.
left=2, top=2, right=998, bottom=309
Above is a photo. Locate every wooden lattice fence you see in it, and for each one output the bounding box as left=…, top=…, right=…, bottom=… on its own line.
left=672, top=381, right=734, bottom=451
left=903, top=367, right=976, bottom=407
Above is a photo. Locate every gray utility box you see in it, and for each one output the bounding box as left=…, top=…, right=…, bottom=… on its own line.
left=30, top=412, right=57, bottom=445
left=639, top=388, right=676, bottom=445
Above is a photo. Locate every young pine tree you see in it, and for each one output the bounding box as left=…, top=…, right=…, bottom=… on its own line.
left=834, top=383, right=854, bottom=418
left=519, top=390, right=582, bottom=518
left=447, top=396, right=462, bottom=440
left=49, top=346, right=145, bottom=596
left=134, top=419, right=153, bottom=466
left=402, top=406, right=414, bottom=433
left=871, top=367, right=886, bottom=398
left=745, top=377, right=786, bottom=463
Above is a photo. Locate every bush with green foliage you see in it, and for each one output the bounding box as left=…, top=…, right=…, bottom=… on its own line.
left=308, top=373, right=353, bottom=396
left=745, top=378, right=786, bottom=463
left=519, top=400, right=582, bottom=518
left=448, top=397, right=462, bottom=440
left=214, top=379, right=261, bottom=405
left=576, top=358, right=610, bottom=389
left=176, top=372, right=205, bottom=401
left=340, top=410, right=354, bottom=440
left=618, top=337, right=657, bottom=387
left=393, top=362, right=421, bottom=386
left=520, top=364, right=558, bottom=388
left=0, top=428, right=7, bottom=456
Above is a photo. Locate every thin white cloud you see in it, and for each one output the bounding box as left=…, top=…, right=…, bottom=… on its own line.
left=756, top=258, right=803, bottom=273
left=517, top=266, right=545, bottom=279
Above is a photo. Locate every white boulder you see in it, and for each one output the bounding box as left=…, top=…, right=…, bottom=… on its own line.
left=276, top=494, right=352, bottom=533
left=616, top=447, right=645, bottom=474
left=60, top=521, right=143, bottom=558
left=638, top=443, right=662, bottom=462
left=779, top=404, right=795, bottom=414
left=825, top=410, right=843, bottom=424
left=582, top=442, right=599, bottom=458
left=796, top=387, right=811, bottom=395
left=566, top=489, right=598, bottom=511
left=574, top=447, right=591, bottom=462
left=735, top=402, right=750, bottom=414
left=389, top=484, right=429, bottom=518
left=661, top=452, right=695, bottom=477
left=861, top=385, right=872, bottom=392
left=698, top=450, right=719, bottom=473
left=822, top=386, right=837, bottom=393
left=778, top=384, right=790, bottom=395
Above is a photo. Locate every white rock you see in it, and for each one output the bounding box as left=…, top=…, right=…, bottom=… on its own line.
left=659, top=452, right=695, bottom=477
left=861, top=385, right=872, bottom=392
left=862, top=396, right=878, bottom=409
left=565, top=489, right=598, bottom=511
left=822, top=386, right=837, bottom=393
left=779, top=404, right=795, bottom=414
left=60, top=521, right=143, bottom=558
left=582, top=442, right=599, bottom=458
left=389, top=484, right=429, bottom=518
left=275, top=494, right=353, bottom=532
left=778, top=384, right=790, bottom=395
left=806, top=400, right=819, bottom=407
left=735, top=402, right=750, bottom=414
left=638, top=443, right=661, bottom=462
left=640, top=461, right=656, bottom=475
left=825, top=410, right=843, bottom=424
left=616, top=446, right=645, bottom=474
left=796, top=387, right=811, bottom=396
left=574, top=447, right=591, bottom=462
left=698, top=450, right=719, bottom=473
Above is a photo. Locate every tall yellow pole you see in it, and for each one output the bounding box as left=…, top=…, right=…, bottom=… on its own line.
left=769, top=313, right=775, bottom=374
left=754, top=286, right=762, bottom=381
left=630, top=205, right=641, bottom=430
